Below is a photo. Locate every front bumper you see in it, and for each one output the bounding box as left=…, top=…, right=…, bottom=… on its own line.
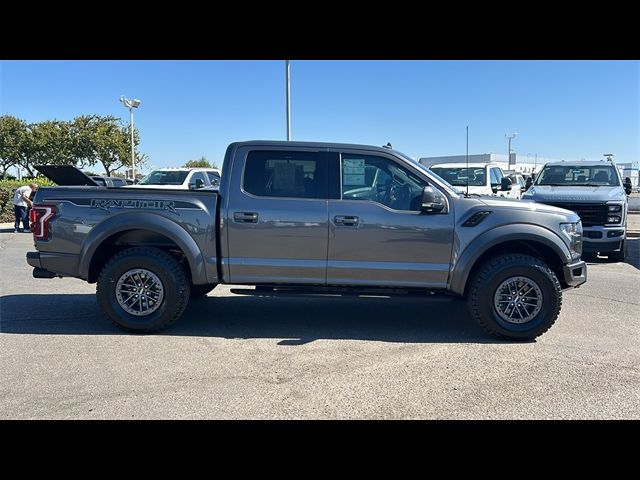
left=562, top=259, right=587, bottom=288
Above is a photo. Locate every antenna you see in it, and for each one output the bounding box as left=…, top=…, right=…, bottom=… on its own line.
left=466, top=126, right=470, bottom=198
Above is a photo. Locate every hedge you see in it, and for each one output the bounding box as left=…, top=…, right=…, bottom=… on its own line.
left=0, top=178, right=57, bottom=223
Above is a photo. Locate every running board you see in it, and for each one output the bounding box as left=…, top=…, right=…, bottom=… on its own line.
left=229, top=285, right=451, bottom=298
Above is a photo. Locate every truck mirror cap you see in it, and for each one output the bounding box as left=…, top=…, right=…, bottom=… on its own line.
left=421, top=186, right=445, bottom=213
left=500, top=177, right=513, bottom=191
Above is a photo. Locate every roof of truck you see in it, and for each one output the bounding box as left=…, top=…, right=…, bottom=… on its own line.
left=429, top=162, right=493, bottom=169
left=232, top=140, right=407, bottom=156
left=542, top=160, right=616, bottom=167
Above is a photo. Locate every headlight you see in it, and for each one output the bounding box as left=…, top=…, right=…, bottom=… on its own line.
left=608, top=204, right=622, bottom=212
left=560, top=222, right=582, bottom=258
left=607, top=215, right=621, bottom=224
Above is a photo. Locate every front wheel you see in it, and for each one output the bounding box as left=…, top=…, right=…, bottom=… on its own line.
left=468, top=254, right=562, bottom=340
left=97, top=247, right=191, bottom=333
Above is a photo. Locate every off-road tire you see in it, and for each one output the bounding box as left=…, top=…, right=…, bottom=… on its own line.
left=97, top=247, right=190, bottom=333
left=468, top=254, right=562, bottom=340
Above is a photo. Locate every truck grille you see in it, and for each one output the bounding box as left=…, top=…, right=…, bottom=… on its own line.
left=541, top=202, right=607, bottom=227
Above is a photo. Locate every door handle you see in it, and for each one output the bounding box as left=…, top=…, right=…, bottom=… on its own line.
left=233, top=212, right=259, bottom=223
left=334, top=215, right=359, bottom=227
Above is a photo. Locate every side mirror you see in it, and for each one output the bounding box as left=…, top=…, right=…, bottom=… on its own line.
left=500, top=177, right=513, bottom=191
left=624, top=184, right=632, bottom=195
left=421, top=186, right=445, bottom=213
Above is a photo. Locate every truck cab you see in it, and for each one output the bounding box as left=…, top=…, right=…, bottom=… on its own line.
left=522, top=160, right=629, bottom=260
left=429, top=162, right=520, bottom=199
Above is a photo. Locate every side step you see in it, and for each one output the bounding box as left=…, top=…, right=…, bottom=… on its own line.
left=230, top=285, right=450, bottom=298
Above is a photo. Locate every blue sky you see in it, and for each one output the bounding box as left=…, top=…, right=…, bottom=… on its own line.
left=1, top=60, right=638, bottom=171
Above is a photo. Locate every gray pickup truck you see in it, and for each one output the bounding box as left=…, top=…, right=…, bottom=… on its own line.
left=522, top=160, right=631, bottom=261
left=27, top=141, right=587, bottom=340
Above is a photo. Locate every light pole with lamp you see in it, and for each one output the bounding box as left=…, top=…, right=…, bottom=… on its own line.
left=505, top=132, right=518, bottom=170
left=119, top=95, right=142, bottom=181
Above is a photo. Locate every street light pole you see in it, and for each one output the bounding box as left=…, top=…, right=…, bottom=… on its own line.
left=285, top=60, right=291, bottom=141
left=119, top=95, right=142, bottom=181
left=129, top=107, right=135, bottom=180
left=505, top=132, right=518, bottom=169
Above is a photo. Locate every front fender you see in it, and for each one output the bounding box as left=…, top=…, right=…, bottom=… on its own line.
left=448, top=223, right=571, bottom=296
left=78, top=212, right=209, bottom=284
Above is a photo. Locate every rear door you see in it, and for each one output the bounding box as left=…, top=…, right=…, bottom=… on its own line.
left=226, top=148, right=329, bottom=284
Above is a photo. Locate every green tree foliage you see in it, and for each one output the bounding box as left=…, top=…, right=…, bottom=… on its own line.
left=184, top=156, right=212, bottom=168
left=0, top=114, right=147, bottom=177
left=0, top=115, right=31, bottom=176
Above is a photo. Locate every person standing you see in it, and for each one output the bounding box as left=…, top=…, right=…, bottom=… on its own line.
left=13, top=183, right=38, bottom=233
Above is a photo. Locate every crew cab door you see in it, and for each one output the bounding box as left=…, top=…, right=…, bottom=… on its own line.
left=225, top=148, right=329, bottom=284
left=327, top=151, right=454, bottom=288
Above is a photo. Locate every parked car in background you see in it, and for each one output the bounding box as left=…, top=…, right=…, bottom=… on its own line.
left=429, top=162, right=519, bottom=199
left=126, top=168, right=220, bottom=190
left=504, top=171, right=527, bottom=198
left=522, top=160, right=630, bottom=260
left=90, top=176, right=127, bottom=187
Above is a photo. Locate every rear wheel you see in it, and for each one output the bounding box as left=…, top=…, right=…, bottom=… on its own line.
left=468, top=254, right=562, bottom=340
left=97, top=247, right=190, bottom=333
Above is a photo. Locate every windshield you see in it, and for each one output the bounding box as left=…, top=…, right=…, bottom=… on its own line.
left=396, top=152, right=460, bottom=195
left=430, top=167, right=486, bottom=187
left=138, top=170, right=189, bottom=185
left=535, top=165, right=620, bottom=186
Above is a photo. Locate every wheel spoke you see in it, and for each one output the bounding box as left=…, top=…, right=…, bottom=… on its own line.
left=493, top=276, right=543, bottom=324
left=116, top=269, right=164, bottom=317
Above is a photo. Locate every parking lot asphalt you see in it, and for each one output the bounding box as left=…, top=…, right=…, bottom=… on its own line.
left=1, top=228, right=638, bottom=419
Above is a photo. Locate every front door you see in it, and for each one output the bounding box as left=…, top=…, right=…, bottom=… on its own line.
left=327, top=152, right=454, bottom=288
left=226, top=149, right=329, bottom=285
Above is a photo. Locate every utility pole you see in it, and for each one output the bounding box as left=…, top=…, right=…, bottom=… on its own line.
left=285, top=60, right=291, bottom=141
left=505, top=132, right=518, bottom=170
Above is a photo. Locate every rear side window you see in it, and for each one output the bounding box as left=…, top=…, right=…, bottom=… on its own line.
left=243, top=150, right=326, bottom=199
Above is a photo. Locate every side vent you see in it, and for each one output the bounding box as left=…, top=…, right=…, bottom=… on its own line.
left=462, top=210, right=491, bottom=227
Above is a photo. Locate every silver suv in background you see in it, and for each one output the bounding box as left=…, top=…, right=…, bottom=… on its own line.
left=522, top=160, right=630, bottom=261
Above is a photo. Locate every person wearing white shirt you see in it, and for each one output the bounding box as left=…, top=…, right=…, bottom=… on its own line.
left=13, top=183, right=38, bottom=233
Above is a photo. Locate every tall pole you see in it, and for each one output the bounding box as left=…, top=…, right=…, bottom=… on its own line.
left=129, top=107, right=135, bottom=181
left=285, top=60, right=291, bottom=141
left=505, top=132, right=517, bottom=170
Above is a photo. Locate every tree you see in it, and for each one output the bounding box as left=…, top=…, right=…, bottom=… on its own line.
left=184, top=156, right=212, bottom=168
left=0, top=115, right=30, bottom=176
left=77, top=115, right=145, bottom=176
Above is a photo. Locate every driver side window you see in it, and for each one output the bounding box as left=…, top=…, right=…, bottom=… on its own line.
left=340, top=153, right=426, bottom=211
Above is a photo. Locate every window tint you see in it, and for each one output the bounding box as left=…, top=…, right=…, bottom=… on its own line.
left=243, top=150, right=325, bottom=199
left=191, top=172, right=207, bottom=188
left=341, top=154, right=426, bottom=211
left=430, top=167, right=486, bottom=187
left=207, top=171, right=220, bottom=186
left=490, top=168, right=503, bottom=185
left=536, top=165, right=620, bottom=186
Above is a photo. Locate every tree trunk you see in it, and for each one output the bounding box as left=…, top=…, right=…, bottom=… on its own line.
left=101, top=161, right=111, bottom=177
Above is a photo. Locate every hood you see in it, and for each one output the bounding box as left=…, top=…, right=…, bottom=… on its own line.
left=477, top=196, right=580, bottom=219
left=523, top=185, right=625, bottom=203
left=34, top=165, right=99, bottom=186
